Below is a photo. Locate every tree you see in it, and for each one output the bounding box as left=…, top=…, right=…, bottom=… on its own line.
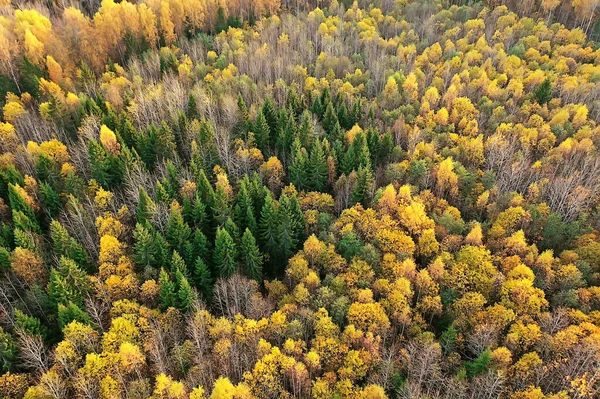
left=193, top=257, right=212, bottom=298
left=159, top=269, right=176, bottom=310
left=309, top=139, right=328, bottom=192
left=176, top=270, right=194, bottom=312
left=259, top=193, right=279, bottom=265
left=534, top=78, right=552, bottom=105
left=240, top=228, right=263, bottom=282
left=213, top=227, right=237, bottom=278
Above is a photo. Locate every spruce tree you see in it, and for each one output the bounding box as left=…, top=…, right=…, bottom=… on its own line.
left=132, top=223, right=159, bottom=269
left=534, top=78, right=552, bottom=105
left=137, top=187, right=155, bottom=225
left=290, top=149, right=309, bottom=191
left=213, top=227, right=237, bottom=278
left=240, top=228, right=263, bottom=282
left=254, top=111, right=271, bottom=154
left=167, top=204, right=192, bottom=254
left=175, top=270, right=194, bottom=312
left=39, top=182, right=62, bottom=217
left=159, top=269, right=176, bottom=310
left=309, top=139, right=328, bottom=192
left=277, top=195, right=298, bottom=266
left=259, top=192, right=279, bottom=263
left=193, top=257, right=213, bottom=298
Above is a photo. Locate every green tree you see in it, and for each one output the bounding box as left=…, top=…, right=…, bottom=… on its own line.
left=193, top=257, right=212, bottom=299
left=309, top=139, right=328, bottom=192
left=213, top=227, right=237, bottom=278
left=58, top=302, right=91, bottom=330
left=259, top=192, right=279, bottom=263
left=240, top=228, right=263, bottom=282
left=159, top=269, right=176, bottom=310
left=534, top=78, right=552, bottom=105
left=176, top=270, right=194, bottom=312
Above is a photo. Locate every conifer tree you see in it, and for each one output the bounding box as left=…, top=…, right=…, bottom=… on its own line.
left=159, top=269, right=176, bottom=310
left=290, top=140, right=309, bottom=191
left=309, top=139, right=328, bottom=192
left=213, top=227, right=237, bottom=278
left=137, top=187, right=155, bottom=225
left=167, top=203, right=192, bottom=254
left=193, top=257, right=212, bottom=298
left=254, top=111, right=271, bottom=154
left=175, top=270, right=194, bottom=312
left=240, top=228, right=263, bottom=282
left=259, top=192, right=279, bottom=263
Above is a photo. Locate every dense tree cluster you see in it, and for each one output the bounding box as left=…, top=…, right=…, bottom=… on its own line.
left=0, top=0, right=599, bottom=398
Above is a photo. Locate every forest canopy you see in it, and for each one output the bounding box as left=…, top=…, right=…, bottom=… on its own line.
left=0, top=0, right=600, bottom=398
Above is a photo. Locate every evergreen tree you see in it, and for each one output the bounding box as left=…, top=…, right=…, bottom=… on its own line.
left=50, top=221, right=90, bottom=271
left=262, top=97, right=279, bottom=143
left=237, top=93, right=250, bottom=128
left=212, top=185, right=231, bottom=228
left=350, top=166, right=374, bottom=207
left=193, top=257, right=212, bottom=298
left=137, top=187, right=155, bottom=225
left=254, top=111, right=271, bottom=154
left=534, top=78, right=553, bottom=105
left=298, top=110, right=313, bottom=148
left=88, top=139, right=123, bottom=188
left=277, top=195, right=298, bottom=266
left=167, top=204, right=192, bottom=254
left=39, top=181, right=62, bottom=217
left=309, top=139, right=328, bottom=192
left=322, top=101, right=339, bottom=137
left=240, top=228, right=263, bottom=282
left=259, top=192, right=279, bottom=263
left=290, top=140, right=309, bottom=191
left=213, top=227, right=237, bottom=278
left=159, top=269, right=176, bottom=310
left=171, top=250, right=188, bottom=276
left=132, top=223, right=159, bottom=269
left=58, top=302, right=91, bottom=329
left=175, top=270, right=194, bottom=312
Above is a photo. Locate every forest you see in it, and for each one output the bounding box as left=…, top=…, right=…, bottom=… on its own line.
left=0, top=0, right=600, bottom=398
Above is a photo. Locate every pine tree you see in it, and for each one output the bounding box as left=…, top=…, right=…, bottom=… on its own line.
left=159, top=269, right=176, bottom=310
left=309, top=139, right=328, bottom=192
left=213, top=227, right=237, bottom=278
left=277, top=195, right=298, bottom=266
left=234, top=181, right=256, bottom=234
left=193, top=257, right=212, bottom=298
left=240, top=228, right=263, bottom=283
left=175, top=270, right=194, bottom=312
